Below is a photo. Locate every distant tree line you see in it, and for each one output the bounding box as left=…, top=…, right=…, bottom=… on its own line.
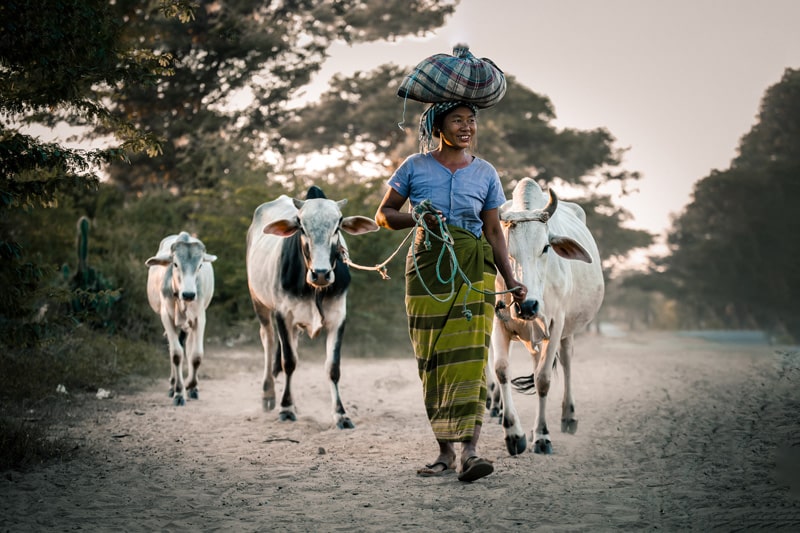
left=626, top=68, right=800, bottom=342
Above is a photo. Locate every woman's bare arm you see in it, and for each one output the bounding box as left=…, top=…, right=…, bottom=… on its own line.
left=375, top=188, right=443, bottom=230
left=481, top=208, right=527, bottom=304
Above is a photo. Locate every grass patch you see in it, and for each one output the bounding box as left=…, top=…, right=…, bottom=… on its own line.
left=0, top=326, right=164, bottom=472
left=0, top=416, right=75, bottom=472
left=0, top=327, right=163, bottom=402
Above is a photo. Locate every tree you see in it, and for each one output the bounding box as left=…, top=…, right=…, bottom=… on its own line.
left=0, top=0, right=194, bottom=352
left=100, top=0, right=458, bottom=194
left=0, top=0, right=466, bottom=366
left=661, top=68, right=800, bottom=340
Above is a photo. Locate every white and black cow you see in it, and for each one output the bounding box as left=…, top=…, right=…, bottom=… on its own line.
left=491, top=178, right=604, bottom=455
left=146, top=232, right=217, bottom=406
left=246, top=186, right=379, bottom=428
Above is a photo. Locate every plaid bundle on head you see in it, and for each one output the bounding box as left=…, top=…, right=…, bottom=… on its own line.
left=419, top=101, right=478, bottom=152
left=397, top=44, right=506, bottom=108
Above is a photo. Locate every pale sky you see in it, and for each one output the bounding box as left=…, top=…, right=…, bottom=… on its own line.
left=304, top=0, right=800, bottom=238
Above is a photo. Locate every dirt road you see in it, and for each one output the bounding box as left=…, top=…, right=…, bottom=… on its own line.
left=2, top=331, right=799, bottom=531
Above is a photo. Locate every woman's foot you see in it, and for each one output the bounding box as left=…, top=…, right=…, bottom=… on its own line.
left=457, top=456, right=494, bottom=482
left=417, top=460, right=456, bottom=477
left=417, top=452, right=456, bottom=477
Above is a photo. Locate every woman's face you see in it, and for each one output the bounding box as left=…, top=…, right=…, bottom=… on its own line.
left=438, top=106, right=477, bottom=149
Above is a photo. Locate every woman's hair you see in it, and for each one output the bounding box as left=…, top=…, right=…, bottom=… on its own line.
left=419, top=101, right=478, bottom=152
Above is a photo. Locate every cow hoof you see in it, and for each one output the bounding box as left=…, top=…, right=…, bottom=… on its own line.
left=189, top=388, right=199, bottom=400
left=505, top=434, right=527, bottom=456
left=173, top=395, right=186, bottom=407
left=262, top=397, right=276, bottom=411
left=168, top=389, right=174, bottom=398
left=561, top=418, right=578, bottom=434
left=279, top=411, right=297, bottom=422
left=490, top=406, right=502, bottom=419
left=533, top=439, right=553, bottom=454
left=337, top=418, right=355, bottom=430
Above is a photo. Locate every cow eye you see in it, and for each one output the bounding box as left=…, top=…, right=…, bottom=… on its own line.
left=543, top=244, right=550, bottom=254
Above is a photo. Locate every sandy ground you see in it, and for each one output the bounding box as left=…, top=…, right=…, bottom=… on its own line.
left=2, top=330, right=800, bottom=532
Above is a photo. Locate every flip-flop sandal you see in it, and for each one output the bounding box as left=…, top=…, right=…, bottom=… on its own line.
left=417, top=461, right=455, bottom=477
left=458, top=456, right=494, bottom=482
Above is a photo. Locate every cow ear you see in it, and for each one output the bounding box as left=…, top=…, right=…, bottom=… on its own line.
left=203, top=253, right=217, bottom=263
left=548, top=235, right=592, bottom=263
left=499, top=200, right=513, bottom=221
left=145, top=254, right=171, bottom=267
left=263, top=219, right=300, bottom=237
left=341, top=216, right=379, bottom=235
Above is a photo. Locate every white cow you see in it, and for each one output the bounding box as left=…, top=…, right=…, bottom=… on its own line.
left=246, top=186, right=378, bottom=428
left=146, top=232, right=217, bottom=406
left=491, top=178, right=604, bottom=455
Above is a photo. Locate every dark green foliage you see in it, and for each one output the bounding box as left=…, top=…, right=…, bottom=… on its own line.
left=103, top=0, right=457, bottom=193
left=0, top=327, right=162, bottom=402
left=579, top=193, right=654, bottom=267
left=661, top=68, right=800, bottom=340
left=0, top=0, right=186, bottom=379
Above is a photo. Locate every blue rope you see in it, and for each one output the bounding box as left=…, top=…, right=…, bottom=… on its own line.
left=410, top=200, right=518, bottom=321
left=344, top=199, right=520, bottom=321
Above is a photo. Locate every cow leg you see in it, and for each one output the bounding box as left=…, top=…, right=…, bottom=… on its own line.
left=559, top=335, right=578, bottom=434
left=185, top=315, right=206, bottom=401
left=326, top=321, right=354, bottom=429
left=532, top=324, right=563, bottom=454
left=255, top=305, right=277, bottom=411
left=486, top=346, right=503, bottom=420
left=274, top=312, right=297, bottom=422
left=492, top=318, right=527, bottom=455
left=160, top=310, right=186, bottom=407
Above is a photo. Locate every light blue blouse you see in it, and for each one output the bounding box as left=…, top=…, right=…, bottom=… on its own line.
left=387, top=152, right=506, bottom=238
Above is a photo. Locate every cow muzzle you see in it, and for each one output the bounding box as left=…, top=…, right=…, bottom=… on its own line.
left=307, top=269, right=334, bottom=288
left=514, top=299, right=539, bottom=320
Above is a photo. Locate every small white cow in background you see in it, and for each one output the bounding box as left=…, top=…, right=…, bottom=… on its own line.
left=491, top=178, right=604, bottom=455
left=146, top=232, right=217, bottom=406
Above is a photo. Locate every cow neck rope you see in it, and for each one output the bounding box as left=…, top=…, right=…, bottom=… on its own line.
left=342, top=199, right=520, bottom=321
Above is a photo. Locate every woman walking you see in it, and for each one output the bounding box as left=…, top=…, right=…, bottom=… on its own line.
left=375, top=101, right=526, bottom=482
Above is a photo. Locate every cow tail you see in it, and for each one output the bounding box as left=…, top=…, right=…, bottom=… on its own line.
left=510, top=374, right=536, bottom=394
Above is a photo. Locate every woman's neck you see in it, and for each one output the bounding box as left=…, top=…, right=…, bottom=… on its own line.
left=431, top=146, right=473, bottom=172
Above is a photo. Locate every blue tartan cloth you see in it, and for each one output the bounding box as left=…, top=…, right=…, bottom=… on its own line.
left=397, top=45, right=506, bottom=109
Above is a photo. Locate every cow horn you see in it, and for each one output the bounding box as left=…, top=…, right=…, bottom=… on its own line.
left=545, top=188, right=558, bottom=219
